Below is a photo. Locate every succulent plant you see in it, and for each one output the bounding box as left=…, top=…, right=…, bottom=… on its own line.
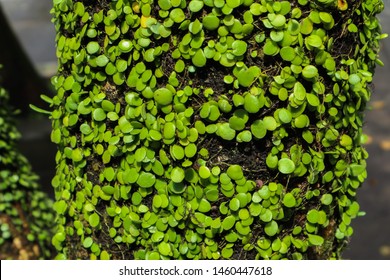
left=0, top=69, right=55, bottom=259
left=46, top=0, right=385, bottom=259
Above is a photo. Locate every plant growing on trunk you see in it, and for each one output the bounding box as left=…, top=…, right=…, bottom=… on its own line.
left=0, top=69, right=55, bottom=259
left=47, top=0, right=385, bottom=259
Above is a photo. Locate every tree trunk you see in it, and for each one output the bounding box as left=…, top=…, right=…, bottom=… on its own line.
left=0, top=73, right=55, bottom=259
left=48, top=0, right=384, bottom=259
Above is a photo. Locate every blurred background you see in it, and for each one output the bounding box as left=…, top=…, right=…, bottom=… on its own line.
left=0, top=0, right=389, bottom=259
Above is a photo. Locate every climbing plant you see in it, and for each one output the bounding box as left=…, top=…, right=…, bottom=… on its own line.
left=46, top=0, right=385, bottom=259
left=0, top=68, right=55, bottom=259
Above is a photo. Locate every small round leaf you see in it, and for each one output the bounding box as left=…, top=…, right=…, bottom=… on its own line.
left=278, top=158, right=296, bottom=174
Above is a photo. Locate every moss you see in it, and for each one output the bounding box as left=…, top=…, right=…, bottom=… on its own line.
left=0, top=69, right=55, bottom=259
left=47, top=0, right=384, bottom=259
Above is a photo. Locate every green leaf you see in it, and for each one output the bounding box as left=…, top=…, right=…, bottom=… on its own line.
left=348, top=74, right=361, bottom=85
left=347, top=201, right=360, bottom=217
left=226, top=0, right=241, bottom=8
left=300, top=17, right=313, bottom=35
left=154, top=88, right=173, bottom=106
left=222, top=216, right=236, bottom=230
left=293, top=82, right=306, bottom=101
left=227, top=165, right=244, bottom=181
left=171, top=167, right=185, bottom=183
left=174, top=59, right=185, bottom=73
left=308, top=234, right=324, bottom=246
left=270, top=30, right=284, bottom=42
left=188, top=0, right=204, bottom=12
left=263, top=116, right=277, bottom=131
left=96, top=55, right=109, bottom=67
left=29, top=104, right=51, bottom=115
left=137, top=172, right=156, bottom=188
left=158, top=0, right=172, bottom=10
left=103, top=167, right=115, bottom=182
left=86, top=41, right=100, bottom=54
left=270, top=14, right=286, bottom=28
left=100, top=250, right=110, bottom=260
left=147, top=252, right=161, bottom=260
left=72, top=148, right=83, bottom=162
left=198, top=198, right=211, bottom=213
left=151, top=231, right=165, bottom=243
left=302, top=130, right=314, bottom=144
left=232, top=40, right=248, bottom=56
left=307, top=209, right=319, bottom=224
left=319, top=12, right=332, bottom=24
left=235, top=222, right=250, bottom=236
left=250, top=3, right=263, bottom=16
left=83, top=237, right=93, bottom=248
left=349, top=164, right=365, bottom=177
left=51, top=128, right=62, bottom=144
left=324, top=58, right=336, bottom=71
left=265, top=221, right=278, bottom=236
left=118, top=39, right=132, bottom=52
left=189, top=19, right=203, bottom=35
left=229, top=116, right=246, bottom=131
left=237, top=69, right=256, bottom=87
left=217, top=123, right=236, bottom=140
left=158, top=242, right=172, bottom=256
left=278, top=108, right=292, bottom=124
left=283, top=193, right=297, bottom=208
left=306, top=93, right=320, bottom=107
left=116, top=59, right=128, bottom=72
left=251, top=120, right=267, bottom=139
left=205, top=188, right=219, bottom=201
left=260, top=209, right=273, bottom=222
left=266, top=154, right=278, bottom=169
left=280, top=46, right=296, bottom=61
left=89, top=213, right=100, bottom=227
left=237, top=130, right=252, bottom=143
left=232, top=94, right=244, bottom=106
left=84, top=203, right=94, bottom=212
left=185, top=143, right=197, bottom=158
left=171, top=144, right=185, bottom=160
left=203, top=15, right=220, bottom=30
left=305, top=34, right=322, bottom=48
left=229, top=198, right=240, bottom=211
left=192, top=49, right=207, bottom=67
left=163, top=122, right=176, bottom=139
left=123, top=168, right=139, bottom=184
left=149, top=130, right=162, bottom=141
left=244, top=94, right=261, bottom=113
left=302, top=65, right=318, bottom=79
left=340, top=134, right=353, bottom=148
left=236, top=193, right=249, bottom=208
left=294, top=114, right=309, bottom=128
left=222, top=246, right=234, bottom=259
left=54, top=200, right=67, bottom=215
left=93, top=108, right=106, bottom=121
left=263, top=39, right=279, bottom=56
left=199, top=165, right=211, bottom=179
left=238, top=208, right=250, bottom=220
left=278, top=158, right=296, bottom=174
left=102, top=100, right=115, bottom=112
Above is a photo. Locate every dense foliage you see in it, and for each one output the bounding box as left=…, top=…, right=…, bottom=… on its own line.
left=48, top=0, right=384, bottom=259
left=0, top=71, right=55, bottom=259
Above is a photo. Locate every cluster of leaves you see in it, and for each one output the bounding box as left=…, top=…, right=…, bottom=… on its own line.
left=47, top=0, right=385, bottom=259
left=0, top=70, right=55, bottom=259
